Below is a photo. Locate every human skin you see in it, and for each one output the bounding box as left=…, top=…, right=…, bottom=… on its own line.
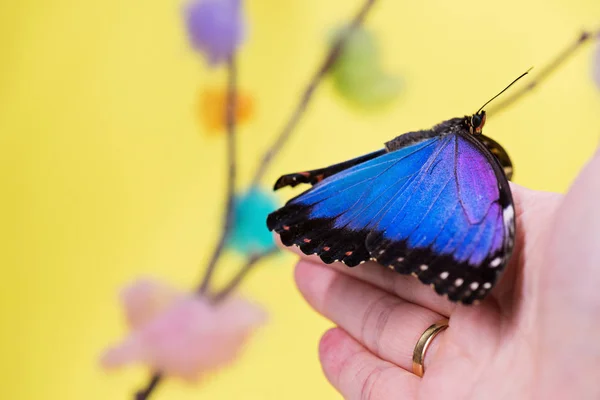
left=285, top=148, right=600, bottom=399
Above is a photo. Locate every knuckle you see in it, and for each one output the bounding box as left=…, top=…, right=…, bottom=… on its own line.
left=361, top=294, right=399, bottom=355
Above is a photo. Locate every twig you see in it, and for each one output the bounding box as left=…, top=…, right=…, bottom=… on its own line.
left=132, top=1, right=380, bottom=397
left=487, top=29, right=600, bottom=118
left=135, top=374, right=163, bottom=400
left=197, top=55, right=239, bottom=295
left=249, top=0, right=379, bottom=188
left=212, top=248, right=279, bottom=304
left=135, top=55, right=238, bottom=400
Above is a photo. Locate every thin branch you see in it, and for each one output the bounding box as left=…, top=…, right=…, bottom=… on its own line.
left=135, top=374, right=162, bottom=400
left=132, top=2, right=381, bottom=397
left=135, top=56, right=238, bottom=400
left=487, top=29, right=600, bottom=118
left=249, top=0, right=379, bottom=188
left=212, top=248, right=278, bottom=304
left=197, top=55, right=239, bottom=295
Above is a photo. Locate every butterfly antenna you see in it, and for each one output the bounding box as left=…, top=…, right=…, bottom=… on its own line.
left=476, top=68, right=532, bottom=114
left=486, top=30, right=599, bottom=117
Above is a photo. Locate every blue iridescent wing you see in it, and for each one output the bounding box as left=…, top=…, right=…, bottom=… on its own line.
left=478, top=134, right=514, bottom=180
left=267, top=136, right=440, bottom=266
left=366, top=133, right=514, bottom=303
left=267, top=131, right=515, bottom=304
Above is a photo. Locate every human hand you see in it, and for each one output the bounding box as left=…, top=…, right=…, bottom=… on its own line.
left=286, top=149, right=600, bottom=399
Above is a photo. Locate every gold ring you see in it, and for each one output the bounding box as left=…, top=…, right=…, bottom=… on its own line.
left=412, top=319, right=449, bottom=377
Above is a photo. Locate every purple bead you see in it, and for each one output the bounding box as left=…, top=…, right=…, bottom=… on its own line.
left=185, top=0, right=247, bottom=66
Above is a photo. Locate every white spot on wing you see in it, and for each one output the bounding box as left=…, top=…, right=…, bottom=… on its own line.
left=470, top=282, right=479, bottom=290
left=440, top=272, right=449, bottom=279
left=483, top=282, right=492, bottom=289
left=490, top=257, right=502, bottom=268
left=503, top=205, right=514, bottom=225
left=455, top=278, right=464, bottom=287
left=419, top=264, right=428, bottom=271
left=503, top=205, right=515, bottom=238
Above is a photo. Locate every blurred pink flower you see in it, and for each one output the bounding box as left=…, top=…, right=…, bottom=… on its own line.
left=184, top=0, right=247, bottom=66
left=101, top=279, right=267, bottom=382
left=120, top=278, right=181, bottom=329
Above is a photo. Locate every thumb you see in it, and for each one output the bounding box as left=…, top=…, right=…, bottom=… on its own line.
left=536, top=147, right=600, bottom=397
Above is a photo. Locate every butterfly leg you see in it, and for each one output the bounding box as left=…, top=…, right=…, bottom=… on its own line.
left=273, top=149, right=387, bottom=190
left=486, top=30, right=599, bottom=117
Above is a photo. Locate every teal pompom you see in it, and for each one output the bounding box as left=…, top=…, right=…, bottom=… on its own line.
left=227, top=187, right=279, bottom=255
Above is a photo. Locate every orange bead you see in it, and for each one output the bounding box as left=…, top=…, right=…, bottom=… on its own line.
left=199, top=88, right=255, bottom=134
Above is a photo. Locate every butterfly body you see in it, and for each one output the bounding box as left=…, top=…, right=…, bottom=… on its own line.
left=267, top=111, right=515, bottom=304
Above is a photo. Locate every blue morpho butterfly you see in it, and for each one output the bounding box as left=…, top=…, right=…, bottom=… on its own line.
left=266, top=73, right=533, bottom=305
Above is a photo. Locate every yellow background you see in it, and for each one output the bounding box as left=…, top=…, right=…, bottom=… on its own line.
left=1, top=0, right=599, bottom=399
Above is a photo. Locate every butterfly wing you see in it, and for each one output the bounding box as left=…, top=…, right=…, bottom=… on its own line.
left=267, top=136, right=441, bottom=267
left=365, top=132, right=514, bottom=303
left=267, top=131, right=515, bottom=304
left=273, top=149, right=387, bottom=190
left=479, top=134, right=514, bottom=180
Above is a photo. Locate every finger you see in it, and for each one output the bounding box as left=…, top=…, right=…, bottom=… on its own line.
left=494, top=183, right=562, bottom=307
left=280, top=240, right=454, bottom=316
left=319, top=327, right=419, bottom=400
left=508, top=182, right=562, bottom=225
left=295, top=260, right=448, bottom=372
